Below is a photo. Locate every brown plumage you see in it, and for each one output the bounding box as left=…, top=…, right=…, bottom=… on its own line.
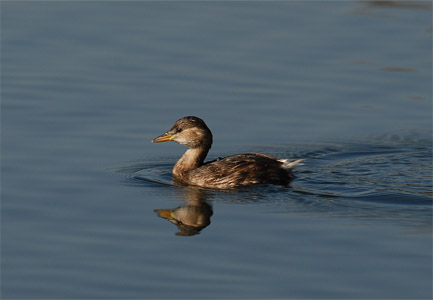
left=152, top=116, right=303, bottom=189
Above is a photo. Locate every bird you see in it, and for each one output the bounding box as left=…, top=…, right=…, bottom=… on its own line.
left=152, top=116, right=303, bottom=189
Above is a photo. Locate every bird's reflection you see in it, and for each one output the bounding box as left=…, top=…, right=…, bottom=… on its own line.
left=154, top=186, right=213, bottom=236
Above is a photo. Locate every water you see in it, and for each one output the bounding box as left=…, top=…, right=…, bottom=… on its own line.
left=1, top=1, right=432, bottom=299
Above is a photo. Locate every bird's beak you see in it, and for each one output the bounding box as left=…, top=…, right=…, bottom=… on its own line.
left=152, top=133, right=175, bottom=143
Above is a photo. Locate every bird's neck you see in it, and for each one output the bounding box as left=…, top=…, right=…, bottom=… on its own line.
left=173, top=146, right=209, bottom=178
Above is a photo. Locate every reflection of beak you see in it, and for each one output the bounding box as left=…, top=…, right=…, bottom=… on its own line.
left=154, top=209, right=174, bottom=219
left=152, top=133, right=175, bottom=143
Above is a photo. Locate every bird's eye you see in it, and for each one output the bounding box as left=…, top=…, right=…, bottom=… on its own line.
left=176, top=128, right=182, bottom=133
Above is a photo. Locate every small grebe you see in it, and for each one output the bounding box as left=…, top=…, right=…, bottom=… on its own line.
left=152, top=116, right=303, bottom=189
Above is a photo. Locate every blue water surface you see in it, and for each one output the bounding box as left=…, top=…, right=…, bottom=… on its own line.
left=1, top=1, right=432, bottom=299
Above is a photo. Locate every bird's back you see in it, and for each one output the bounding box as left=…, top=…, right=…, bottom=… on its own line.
left=180, top=153, right=298, bottom=189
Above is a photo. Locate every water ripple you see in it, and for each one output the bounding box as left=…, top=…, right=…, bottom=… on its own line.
left=113, top=136, right=432, bottom=229
left=294, top=140, right=432, bottom=206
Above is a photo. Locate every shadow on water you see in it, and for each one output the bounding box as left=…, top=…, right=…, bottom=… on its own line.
left=358, top=0, right=432, bottom=12
left=114, top=134, right=432, bottom=235
left=353, top=0, right=432, bottom=18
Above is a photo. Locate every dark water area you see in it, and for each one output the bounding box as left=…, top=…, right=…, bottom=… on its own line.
left=1, top=1, right=432, bottom=299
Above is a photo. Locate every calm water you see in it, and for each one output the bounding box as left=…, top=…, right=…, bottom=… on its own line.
left=2, top=1, right=432, bottom=299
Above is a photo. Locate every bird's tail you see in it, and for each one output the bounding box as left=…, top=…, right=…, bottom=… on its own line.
left=278, top=159, right=304, bottom=170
